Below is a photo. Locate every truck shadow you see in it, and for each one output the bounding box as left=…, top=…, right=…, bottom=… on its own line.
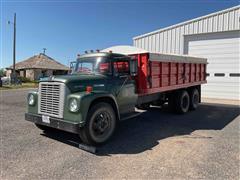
left=41, top=103, right=240, bottom=155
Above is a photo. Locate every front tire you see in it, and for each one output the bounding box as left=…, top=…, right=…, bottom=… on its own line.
left=79, top=102, right=117, bottom=145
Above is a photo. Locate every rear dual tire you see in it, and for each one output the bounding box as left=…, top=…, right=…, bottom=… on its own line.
left=169, top=88, right=199, bottom=114
left=189, top=88, right=200, bottom=110
left=175, top=90, right=190, bottom=114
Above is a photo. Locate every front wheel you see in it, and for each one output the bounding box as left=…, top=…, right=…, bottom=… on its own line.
left=79, top=102, right=117, bottom=145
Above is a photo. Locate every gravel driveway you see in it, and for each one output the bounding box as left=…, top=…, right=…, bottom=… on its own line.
left=1, top=89, right=239, bottom=179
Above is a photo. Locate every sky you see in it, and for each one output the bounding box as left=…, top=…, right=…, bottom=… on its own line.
left=1, top=0, right=239, bottom=68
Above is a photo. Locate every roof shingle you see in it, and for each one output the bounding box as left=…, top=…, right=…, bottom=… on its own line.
left=7, top=53, right=69, bottom=71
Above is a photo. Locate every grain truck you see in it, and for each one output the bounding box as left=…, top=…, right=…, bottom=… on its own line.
left=25, top=46, right=207, bottom=145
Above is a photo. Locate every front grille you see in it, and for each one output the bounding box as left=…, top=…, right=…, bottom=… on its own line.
left=38, top=82, right=65, bottom=118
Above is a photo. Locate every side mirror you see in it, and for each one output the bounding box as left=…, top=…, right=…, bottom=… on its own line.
left=70, top=61, right=76, bottom=74
left=129, top=59, right=138, bottom=76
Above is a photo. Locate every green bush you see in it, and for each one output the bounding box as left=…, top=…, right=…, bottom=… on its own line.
left=32, top=80, right=39, bottom=84
left=19, top=76, right=32, bottom=83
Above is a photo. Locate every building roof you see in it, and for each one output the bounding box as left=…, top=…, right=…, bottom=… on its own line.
left=7, top=53, right=69, bottom=71
left=133, top=5, right=240, bottom=40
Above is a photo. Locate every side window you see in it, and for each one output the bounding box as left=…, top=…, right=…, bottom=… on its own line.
left=99, top=62, right=110, bottom=74
left=113, top=61, right=129, bottom=75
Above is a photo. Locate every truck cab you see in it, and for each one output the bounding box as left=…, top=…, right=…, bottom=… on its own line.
left=25, top=52, right=138, bottom=145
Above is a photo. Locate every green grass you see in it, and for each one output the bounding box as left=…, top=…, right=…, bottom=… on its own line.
left=0, top=83, right=38, bottom=90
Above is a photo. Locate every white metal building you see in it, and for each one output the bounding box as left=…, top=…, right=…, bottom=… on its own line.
left=133, top=5, right=240, bottom=100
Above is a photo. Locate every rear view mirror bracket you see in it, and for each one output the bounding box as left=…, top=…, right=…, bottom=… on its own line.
left=129, top=59, right=138, bottom=76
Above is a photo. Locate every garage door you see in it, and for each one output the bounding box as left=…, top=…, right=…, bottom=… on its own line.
left=184, top=31, right=240, bottom=100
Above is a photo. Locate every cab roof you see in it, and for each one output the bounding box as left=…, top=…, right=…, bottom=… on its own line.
left=77, top=52, right=128, bottom=60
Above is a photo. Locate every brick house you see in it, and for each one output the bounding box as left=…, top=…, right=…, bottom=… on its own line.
left=6, top=53, right=69, bottom=81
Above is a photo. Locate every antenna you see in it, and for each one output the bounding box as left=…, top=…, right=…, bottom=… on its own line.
left=43, top=48, right=47, bottom=54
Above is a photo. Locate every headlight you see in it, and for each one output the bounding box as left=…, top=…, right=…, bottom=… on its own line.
left=28, top=94, right=35, bottom=105
left=69, top=98, right=79, bottom=112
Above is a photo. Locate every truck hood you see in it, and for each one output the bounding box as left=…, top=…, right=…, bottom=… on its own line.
left=41, top=74, right=107, bottom=83
left=40, top=74, right=108, bottom=93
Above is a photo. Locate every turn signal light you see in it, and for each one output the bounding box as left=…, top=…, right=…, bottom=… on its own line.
left=86, top=86, right=93, bottom=93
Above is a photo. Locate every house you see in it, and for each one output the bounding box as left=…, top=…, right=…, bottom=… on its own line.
left=6, top=53, right=69, bottom=81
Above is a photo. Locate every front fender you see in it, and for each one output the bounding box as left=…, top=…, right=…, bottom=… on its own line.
left=64, top=91, right=119, bottom=127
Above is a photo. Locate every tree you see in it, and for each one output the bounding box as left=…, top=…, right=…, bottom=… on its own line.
left=0, top=68, right=6, bottom=77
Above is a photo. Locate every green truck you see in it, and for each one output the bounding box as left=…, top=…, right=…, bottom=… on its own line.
left=25, top=46, right=207, bottom=145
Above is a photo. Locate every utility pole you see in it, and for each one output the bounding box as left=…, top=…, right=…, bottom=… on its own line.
left=13, top=13, right=16, bottom=84
left=8, top=13, right=17, bottom=84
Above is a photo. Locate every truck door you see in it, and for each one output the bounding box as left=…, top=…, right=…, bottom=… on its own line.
left=112, top=60, right=138, bottom=114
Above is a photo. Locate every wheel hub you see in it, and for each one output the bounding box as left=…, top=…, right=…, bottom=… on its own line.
left=93, top=112, right=110, bottom=135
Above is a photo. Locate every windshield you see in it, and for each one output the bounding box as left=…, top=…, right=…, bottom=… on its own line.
left=73, top=57, right=112, bottom=75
